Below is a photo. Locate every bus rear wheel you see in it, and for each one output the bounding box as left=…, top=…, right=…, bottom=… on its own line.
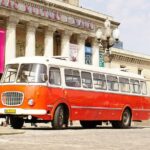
left=10, top=116, right=24, bottom=129
left=52, top=105, right=67, bottom=129
left=112, top=109, right=131, bottom=128
left=80, top=121, right=97, bottom=129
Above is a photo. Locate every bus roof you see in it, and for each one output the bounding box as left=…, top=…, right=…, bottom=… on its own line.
left=8, top=56, right=144, bottom=80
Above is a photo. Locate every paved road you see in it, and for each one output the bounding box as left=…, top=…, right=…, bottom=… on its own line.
left=0, top=123, right=150, bottom=150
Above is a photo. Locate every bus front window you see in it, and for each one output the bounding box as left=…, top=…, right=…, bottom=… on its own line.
left=17, top=64, right=47, bottom=83
left=2, top=64, right=19, bottom=83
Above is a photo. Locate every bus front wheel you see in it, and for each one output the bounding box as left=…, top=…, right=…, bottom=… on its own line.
left=112, top=109, right=131, bottom=128
left=10, top=117, right=24, bottom=129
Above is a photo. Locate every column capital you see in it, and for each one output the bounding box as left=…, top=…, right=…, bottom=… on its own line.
left=92, top=37, right=99, bottom=47
left=78, top=34, right=88, bottom=43
left=45, top=25, right=56, bottom=35
left=7, top=16, right=19, bottom=28
left=26, top=21, right=39, bottom=32
left=62, top=30, right=73, bottom=37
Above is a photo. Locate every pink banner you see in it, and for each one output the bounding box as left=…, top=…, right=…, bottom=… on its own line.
left=0, top=29, right=6, bottom=73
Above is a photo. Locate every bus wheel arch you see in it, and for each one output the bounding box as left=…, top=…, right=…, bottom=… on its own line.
left=112, top=107, right=132, bottom=128
left=51, top=103, right=70, bottom=129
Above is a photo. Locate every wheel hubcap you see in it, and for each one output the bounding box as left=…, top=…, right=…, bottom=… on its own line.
left=58, top=109, right=64, bottom=126
left=123, top=111, right=130, bottom=126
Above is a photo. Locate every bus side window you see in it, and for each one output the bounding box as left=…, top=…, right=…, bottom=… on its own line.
left=49, top=67, right=61, bottom=85
left=81, top=71, right=93, bottom=89
left=65, top=69, right=81, bottom=87
left=93, top=73, right=107, bottom=90
left=130, top=79, right=140, bottom=94
left=107, top=75, right=119, bottom=91
left=140, top=81, right=147, bottom=95
left=119, top=77, right=130, bottom=93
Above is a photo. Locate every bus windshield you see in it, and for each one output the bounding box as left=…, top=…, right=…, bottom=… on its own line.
left=2, top=63, right=47, bottom=83
left=17, top=64, right=47, bottom=83
left=2, top=64, right=19, bottom=83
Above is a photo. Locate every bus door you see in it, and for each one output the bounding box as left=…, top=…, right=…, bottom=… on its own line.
left=48, top=67, right=64, bottom=106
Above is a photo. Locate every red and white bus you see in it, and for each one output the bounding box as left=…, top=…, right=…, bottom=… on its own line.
left=0, top=56, right=149, bottom=129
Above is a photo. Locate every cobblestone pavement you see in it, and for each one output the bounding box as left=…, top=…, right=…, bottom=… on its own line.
left=0, top=123, right=150, bottom=150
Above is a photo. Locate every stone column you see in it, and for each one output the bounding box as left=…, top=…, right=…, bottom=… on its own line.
left=25, top=21, right=38, bottom=56
left=92, top=38, right=99, bottom=67
left=61, top=30, right=72, bottom=58
left=77, top=34, right=87, bottom=64
left=5, top=16, right=19, bottom=64
left=44, top=26, right=56, bottom=57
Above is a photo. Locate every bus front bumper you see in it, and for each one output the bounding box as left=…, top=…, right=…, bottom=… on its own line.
left=0, top=108, right=47, bottom=115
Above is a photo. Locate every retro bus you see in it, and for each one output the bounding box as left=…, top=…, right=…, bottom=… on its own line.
left=0, top=56, right=149, bottom=129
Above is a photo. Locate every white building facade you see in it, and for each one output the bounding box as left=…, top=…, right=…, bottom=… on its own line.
left=0, top=0, right=119, bottom=67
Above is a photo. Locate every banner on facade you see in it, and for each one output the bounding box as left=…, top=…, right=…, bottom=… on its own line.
left=70, top=44, right=78, bottom=62
left=0, top=1, right=95, bottom=31
left=0, top=29, right=6, bottom=73
left=99, top=51, right=105, bottom=67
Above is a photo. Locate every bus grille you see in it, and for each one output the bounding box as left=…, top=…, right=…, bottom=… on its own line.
left=1, top=92, right=24, bottom=106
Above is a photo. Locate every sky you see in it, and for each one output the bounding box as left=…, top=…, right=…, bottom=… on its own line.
left=80, top=0, right=150, bottom=56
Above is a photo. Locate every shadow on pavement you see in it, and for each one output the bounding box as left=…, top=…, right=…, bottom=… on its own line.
left=20, top=125, right=146, bottom=131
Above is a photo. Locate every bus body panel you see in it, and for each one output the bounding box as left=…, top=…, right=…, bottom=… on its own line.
left=0, top=85, right=150, bottom=122
left=64, top=88, right=148, bottom=121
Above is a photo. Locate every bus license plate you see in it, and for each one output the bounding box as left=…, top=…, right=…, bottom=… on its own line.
left=4, top=109, right=16, bottom=114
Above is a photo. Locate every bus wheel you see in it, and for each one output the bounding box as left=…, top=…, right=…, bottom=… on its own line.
left=52, top=105, right=66, bottom=129
left=112, top=109, right=131, bottom=128
left=10, top=117, right=24, bottom=129
left=80, top=121, right=97, bottom=129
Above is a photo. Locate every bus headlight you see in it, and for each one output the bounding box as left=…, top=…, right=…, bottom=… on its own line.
left=28, top=99, right=35, bottom=106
